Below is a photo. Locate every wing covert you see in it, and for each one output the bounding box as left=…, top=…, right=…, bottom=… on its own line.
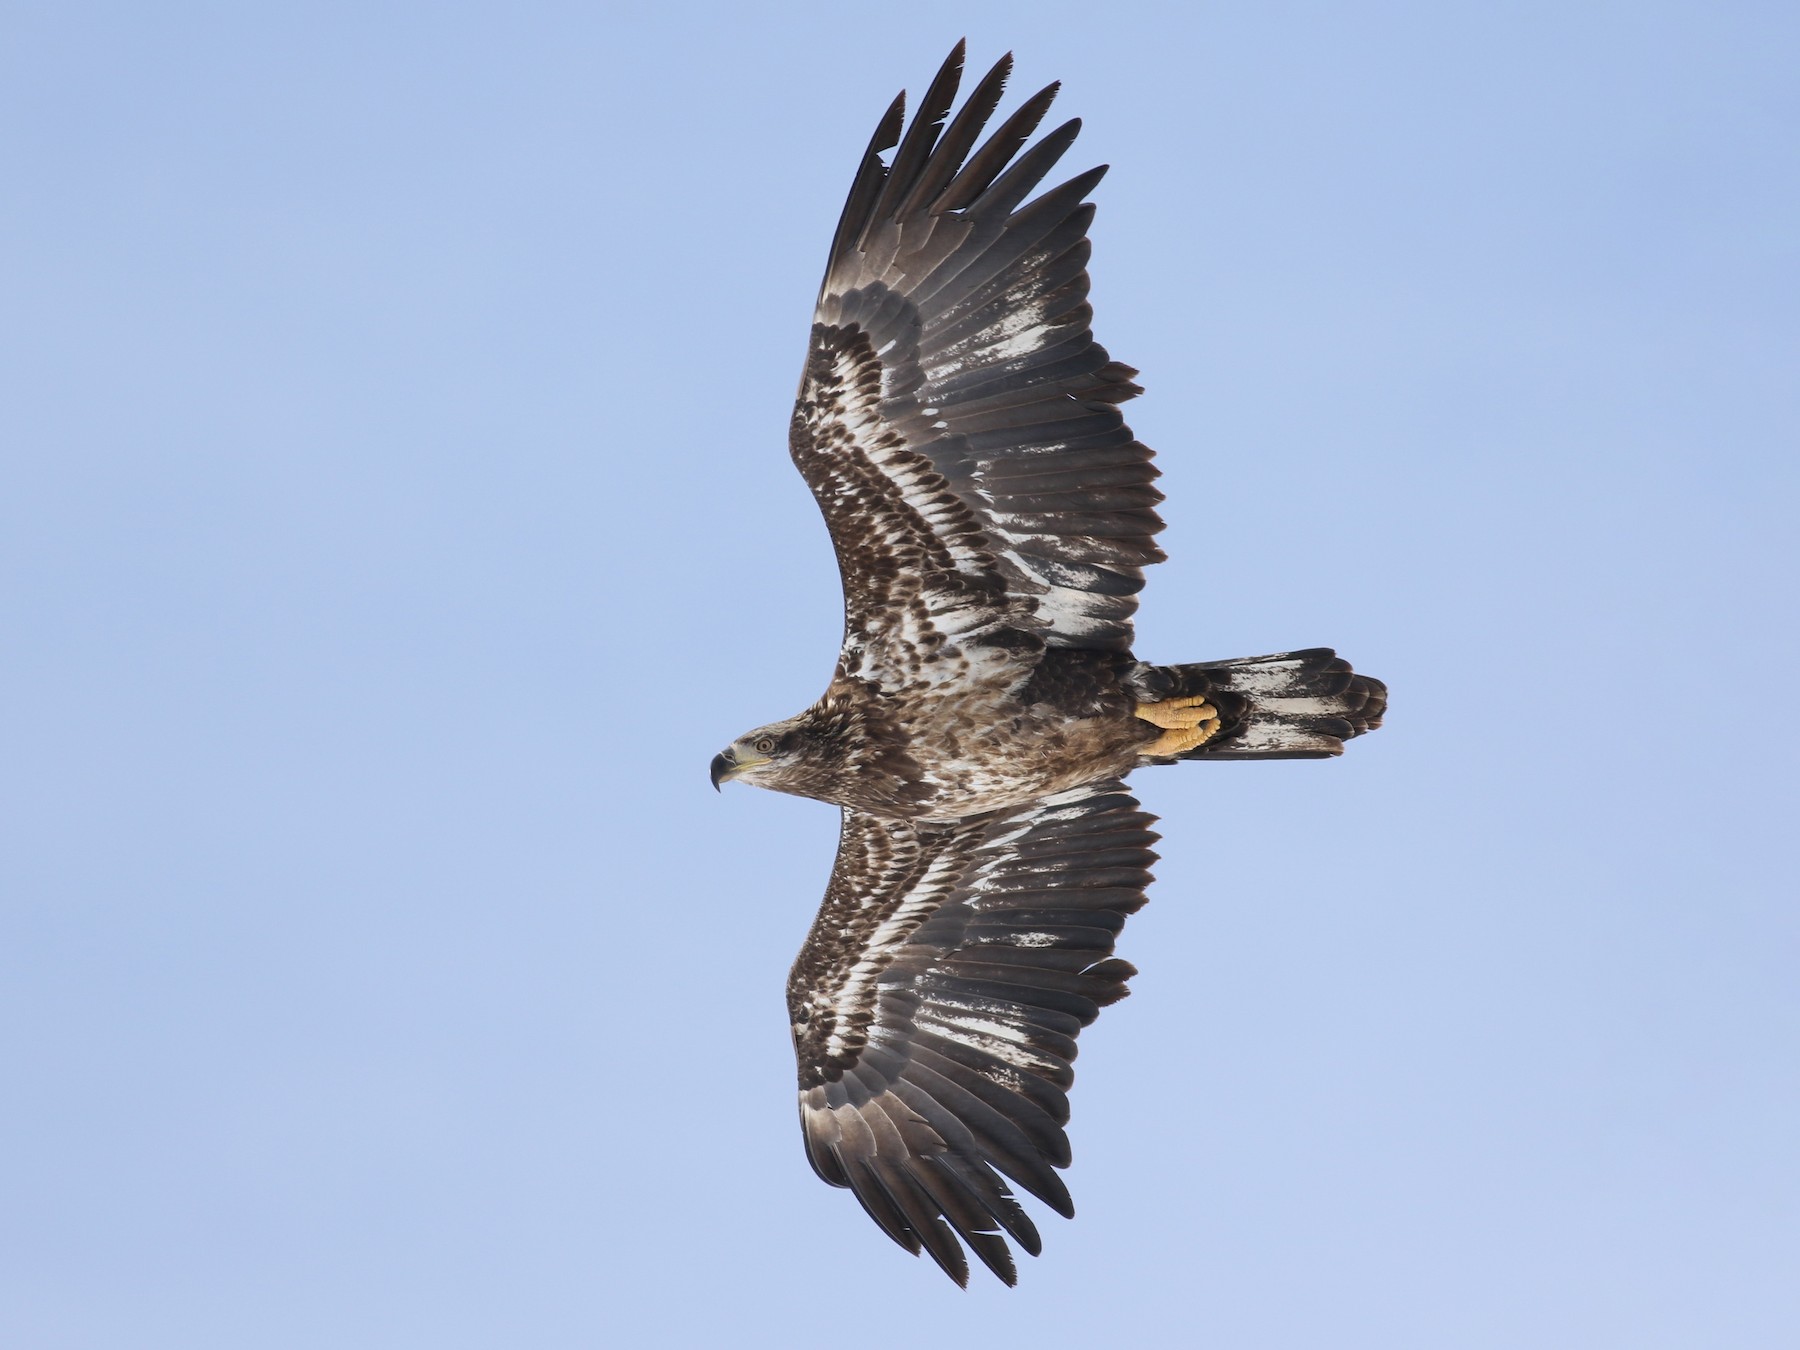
left=786, top=781, right=1158, bottom=1285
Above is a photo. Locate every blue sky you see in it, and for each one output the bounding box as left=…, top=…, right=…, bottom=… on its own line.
left=4, top=2, right=1796, bottom=1346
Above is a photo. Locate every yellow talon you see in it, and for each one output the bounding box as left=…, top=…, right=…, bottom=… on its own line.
left=1145, top=725, right=1216, bottom=756
left=1136, top=696, right=1222, bottom=755
left=1134, top=695, right=1219, bottom=730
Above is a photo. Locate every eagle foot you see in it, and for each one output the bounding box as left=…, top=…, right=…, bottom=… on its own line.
left=1135, top=695, right=1222, bottom=756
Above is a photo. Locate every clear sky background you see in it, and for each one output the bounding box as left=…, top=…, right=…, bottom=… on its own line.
left=4, top=3, right=1796, bottom=1346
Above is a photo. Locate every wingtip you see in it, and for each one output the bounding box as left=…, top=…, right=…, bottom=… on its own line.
left=877, top=90, right=906, bottom=145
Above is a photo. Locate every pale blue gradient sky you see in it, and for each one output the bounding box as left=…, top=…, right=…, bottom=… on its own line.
left=4, top=3, right=1796, bottom=1346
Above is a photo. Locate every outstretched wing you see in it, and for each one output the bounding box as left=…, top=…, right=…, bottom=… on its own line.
left=790, top=44, right=1164, bottom=691
left=787, top=781, right=1158, bottom=1285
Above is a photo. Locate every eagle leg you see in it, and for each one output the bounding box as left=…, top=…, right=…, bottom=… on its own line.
left=1134, top=695, right=1223, bottom=756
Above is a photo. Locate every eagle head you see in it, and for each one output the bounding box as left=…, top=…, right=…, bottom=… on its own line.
left=711, top=697, right=922, bottom=813
left=710, top=716, right=819, bottom=794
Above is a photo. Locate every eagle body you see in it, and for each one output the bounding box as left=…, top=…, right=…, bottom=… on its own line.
left=709, top=45, right=1387, bottom=1286
left=738, top=649, right=1151, bottom=820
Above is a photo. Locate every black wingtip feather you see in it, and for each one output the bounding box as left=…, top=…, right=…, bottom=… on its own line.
left=968, top=1230, right=1019, bottom=1286
left=872, top=1156, right=973, bottom=1287
left=937, top=80, right=1062, bottom=215
left=853, top=1162, right=928, bottom=1255
left=966, top=116, right=1086, bottom=221
left=896, top=49, right=1014, bottom=220
left=824, top=91, right=906, bottom=277
left=870, top=43, right=965, bottom=228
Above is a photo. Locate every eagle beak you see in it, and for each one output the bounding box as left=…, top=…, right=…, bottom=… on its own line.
left=711, top=746, right=772, bottom=791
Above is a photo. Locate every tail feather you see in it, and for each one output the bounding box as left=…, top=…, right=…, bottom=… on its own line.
left=1133, top=649, right=1386, bottom=762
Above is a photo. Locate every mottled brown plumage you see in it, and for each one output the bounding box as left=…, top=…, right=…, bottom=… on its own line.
left=710, top=44, right=1386, bottom=1285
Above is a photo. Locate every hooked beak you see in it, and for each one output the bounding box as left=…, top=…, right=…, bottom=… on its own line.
left=710, top=746, right=771, bottom=791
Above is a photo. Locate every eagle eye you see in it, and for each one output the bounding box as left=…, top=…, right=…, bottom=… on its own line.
left=753, top=736, right=777, bottom=755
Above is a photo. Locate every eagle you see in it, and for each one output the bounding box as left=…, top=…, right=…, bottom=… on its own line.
left=709, top=43, right=1386, bottom=1286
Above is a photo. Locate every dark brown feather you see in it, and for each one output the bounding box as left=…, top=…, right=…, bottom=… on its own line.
left=788, top=780, right=1156, bottom=1282
left=794, top=52, right=1160, bottom=667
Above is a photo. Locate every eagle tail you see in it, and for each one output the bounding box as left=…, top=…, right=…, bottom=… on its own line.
left=1134, top=649, right=1386, bottom=761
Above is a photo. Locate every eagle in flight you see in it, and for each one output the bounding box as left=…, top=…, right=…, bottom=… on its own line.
left=710, top=43, right=1386, bottom=1285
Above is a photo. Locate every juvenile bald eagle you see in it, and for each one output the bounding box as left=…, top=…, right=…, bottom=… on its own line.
left=710, top=44, right=1385, bottom=1286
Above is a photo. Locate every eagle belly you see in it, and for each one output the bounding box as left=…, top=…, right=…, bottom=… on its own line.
left=838, top=650, right=1153, bottom=821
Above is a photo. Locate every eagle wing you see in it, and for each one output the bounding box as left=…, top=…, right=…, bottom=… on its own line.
left=790, top=44, right=1164, bottom=690
left=787, top=780, right=1158, bottom=1285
